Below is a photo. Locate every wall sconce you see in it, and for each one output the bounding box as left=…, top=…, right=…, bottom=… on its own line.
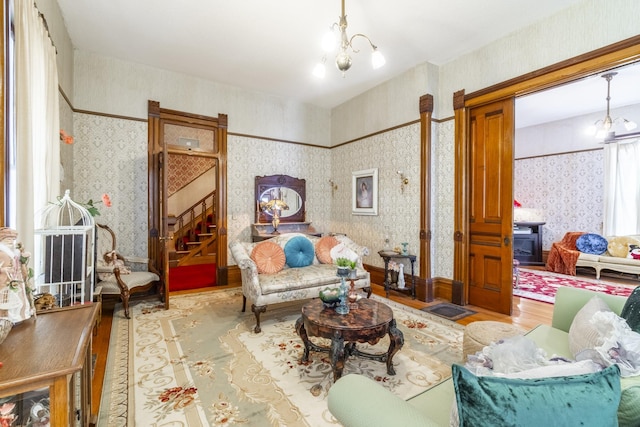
left=329, top=179, right=338, bottom=197
left=397, top=171, right=409, bottom=193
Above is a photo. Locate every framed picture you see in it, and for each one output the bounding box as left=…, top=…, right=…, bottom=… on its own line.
left=352, top=168, right=378, bottom=215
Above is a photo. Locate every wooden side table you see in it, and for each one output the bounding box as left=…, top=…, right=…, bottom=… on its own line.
left=378, top=251, right=417, bottom=299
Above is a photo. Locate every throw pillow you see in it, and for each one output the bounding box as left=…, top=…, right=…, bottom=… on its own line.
left=568, top=295, right=612, bottom=358
left=250, top=241, right=286, bottom=274
left=576, top=233, right=608, bottom=255
left=629, top=244, right=640, bottom=260
left=621, top=286, right=640, bottom=334
left=608, top=236, right=640, bottom=258
left=315, top=236, right=339, bottom=264
left=284, top=236, right=315, bottom=268
left=452, top=364, right=621, bottom=427
left=619, top=376, right=640, bottom=427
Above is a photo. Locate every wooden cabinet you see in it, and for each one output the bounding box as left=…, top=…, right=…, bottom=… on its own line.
left=0, top=304, right=99, bottom=426
left=513, top=222, right=545, bottom=265
left=251, top=222, right=319, bottom=242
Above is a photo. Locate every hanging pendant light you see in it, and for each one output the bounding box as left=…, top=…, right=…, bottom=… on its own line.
left=313, top=0, right=385, bottom=79
left=587, top=72, right=637, bottom=140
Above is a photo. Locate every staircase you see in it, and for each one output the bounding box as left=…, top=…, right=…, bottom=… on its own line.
left=169, top=191, right=217, bottom=267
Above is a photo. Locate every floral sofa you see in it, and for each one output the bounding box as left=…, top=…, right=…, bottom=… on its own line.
left=229, top=233, right=371, bottom=333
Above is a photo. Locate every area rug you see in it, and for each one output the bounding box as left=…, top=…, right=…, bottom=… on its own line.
left=97, top=288, right=464, bottom=427
left=169, top=263, right=217, bottom=291
left=513, top=268, right=636, bottom=304
left=421, top=302, right=476, bottom=321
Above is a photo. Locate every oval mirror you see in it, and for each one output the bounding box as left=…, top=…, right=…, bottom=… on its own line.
left=259, top=187, right=302, bottom=218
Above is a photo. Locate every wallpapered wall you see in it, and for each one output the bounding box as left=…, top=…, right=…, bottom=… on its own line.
left=70, top=112, right=457, bottom=280
left=514, top=149, right=604, bottom=250
left=72, top=113, right=150, bottom=262
left=328, top=123, right=422, bottom=272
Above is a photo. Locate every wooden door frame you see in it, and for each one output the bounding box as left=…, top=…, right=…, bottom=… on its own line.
left=148, top=101, right=228, bottom=307
left=419, top=94, right=434, bottom=301
left=453, top=35, right=640, bottom=304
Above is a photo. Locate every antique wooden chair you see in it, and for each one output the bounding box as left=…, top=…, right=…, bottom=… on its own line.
left=95, top=223, right=161, bottom=318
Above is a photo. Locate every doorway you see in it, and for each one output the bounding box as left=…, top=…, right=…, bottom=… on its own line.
left=454, top=36, right=640, bottom=314
left=147, top=101, right=228, bottom=308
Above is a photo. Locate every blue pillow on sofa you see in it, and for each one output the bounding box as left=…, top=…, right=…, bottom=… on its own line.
left=576, top=233, right=608, bottom=255
left=452, top=364, right=621, bottom=427
left=284, top=236, right=315, bottom=268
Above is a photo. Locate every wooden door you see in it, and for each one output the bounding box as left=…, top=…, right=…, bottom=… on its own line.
left=467, top=98, right=514, bottom=314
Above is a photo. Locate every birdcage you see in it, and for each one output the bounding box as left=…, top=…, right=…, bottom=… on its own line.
left=34, top=190, right=95, bottom=308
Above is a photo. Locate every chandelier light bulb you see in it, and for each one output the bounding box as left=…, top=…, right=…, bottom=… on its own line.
left=371, top=49, right=386, bottom=69
left=313, top=62, right=326, bottom=79
left=321, top=30, right=337, bottom=52
left=624, top=119, right=637, bottom=131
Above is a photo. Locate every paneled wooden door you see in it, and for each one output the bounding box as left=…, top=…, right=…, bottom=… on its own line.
left=467, top=98, right=514, bottom=315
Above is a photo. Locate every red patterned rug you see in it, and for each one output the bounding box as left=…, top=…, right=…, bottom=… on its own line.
left=514, top=268, right=636, bottom=304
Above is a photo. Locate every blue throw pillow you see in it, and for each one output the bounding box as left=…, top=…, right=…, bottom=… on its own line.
left=576, top=233, right=608, bottom=255
left=284, top=236, right=315, bottom=268
left=452, top=364, right=621, bottom=427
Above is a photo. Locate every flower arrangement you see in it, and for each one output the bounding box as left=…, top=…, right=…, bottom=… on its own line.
left=83, top=193, right=112, bottom=217
left=335, top=257, right=356, bottom=269
left=59, top=129, right=74, bottom=145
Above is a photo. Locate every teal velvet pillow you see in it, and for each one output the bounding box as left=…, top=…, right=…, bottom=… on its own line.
left=621, top=286, right=640, bottom=334
left=452, top=364, right=621, bottom=427
left=284, top=236, right=315, bottom=268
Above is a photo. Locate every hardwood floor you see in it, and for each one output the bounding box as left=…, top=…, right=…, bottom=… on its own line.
left=89, top=269, right=639, bottom=419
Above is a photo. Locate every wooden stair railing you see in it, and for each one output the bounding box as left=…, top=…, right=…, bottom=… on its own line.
left=172, top=191, right=216, bottom=251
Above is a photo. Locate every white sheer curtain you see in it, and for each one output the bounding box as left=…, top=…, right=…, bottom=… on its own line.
left=603, top=140, right=640, bottom=236
left=14, top=0, right=60, bottom=251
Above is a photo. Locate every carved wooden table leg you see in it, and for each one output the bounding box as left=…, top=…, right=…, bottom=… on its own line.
left=386, top=319, right=404, bottom=375
left=295, top=316, right=311, bottom=362
left=330, top=330, right=345, bottom=382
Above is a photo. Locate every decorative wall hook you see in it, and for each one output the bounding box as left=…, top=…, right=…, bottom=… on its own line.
left=329, top=179, right=338, bottom=196
left=397, top=171, right=409, bottom=193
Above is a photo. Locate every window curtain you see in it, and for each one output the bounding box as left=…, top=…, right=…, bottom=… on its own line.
left=14, top=0, right=60, bottom=251
left=603, top=140, right=640, bottom=236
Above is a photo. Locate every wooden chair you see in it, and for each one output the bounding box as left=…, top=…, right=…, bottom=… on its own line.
left=95, top=223, right=161, bottom=318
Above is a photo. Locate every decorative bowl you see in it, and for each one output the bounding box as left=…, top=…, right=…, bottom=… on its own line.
left=319, top=287, right=341, bottom=307
left=0, top=318, right=12, bottom=345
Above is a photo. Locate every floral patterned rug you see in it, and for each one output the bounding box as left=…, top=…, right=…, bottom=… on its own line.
left=97, top=288, right=464, bottom=427
left=514, top=268, right=635, bottom=304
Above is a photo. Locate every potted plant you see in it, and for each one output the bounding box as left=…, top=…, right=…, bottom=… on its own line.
left=335, top=257, right=353, bottom=277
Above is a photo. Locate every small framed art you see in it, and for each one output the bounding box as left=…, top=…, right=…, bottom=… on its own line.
left=352, top=168, right=378, bottom=215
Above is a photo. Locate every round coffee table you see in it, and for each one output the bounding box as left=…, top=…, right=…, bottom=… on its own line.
left=294, top=298, right=404, bottom=382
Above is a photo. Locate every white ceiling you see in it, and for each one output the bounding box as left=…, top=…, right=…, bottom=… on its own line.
left=56, top=0, right=587, bottom=111
left=516, top=62, right=640, bottom=128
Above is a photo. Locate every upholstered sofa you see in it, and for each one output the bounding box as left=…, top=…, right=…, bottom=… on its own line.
left=576, top=235, right=640, bottom=279
left=229, top=232, right=371, bottom=333
left=328, top=286, right=640, bottom=427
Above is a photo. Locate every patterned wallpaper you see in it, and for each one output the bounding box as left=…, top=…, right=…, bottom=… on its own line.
left=72, top=113, right=150, bottom=262
left=71, top=110, right=604, bottom=280
left=329, top=123, right=422, bottom=272
left=69, top=114, right=455, bottom=279
left=167, top=154, right=215, bottom=196
left=514, top=149, right=604, bottom=250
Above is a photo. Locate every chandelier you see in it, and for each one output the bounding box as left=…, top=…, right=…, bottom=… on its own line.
left=313, top=0, right=385, bottom=78
left=587, top=72, right=637, bottom=140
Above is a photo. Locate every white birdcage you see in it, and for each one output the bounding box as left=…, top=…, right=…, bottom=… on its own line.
left=34, top=190, right=95, bottom=308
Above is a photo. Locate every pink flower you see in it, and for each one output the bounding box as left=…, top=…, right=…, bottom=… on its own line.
left=102, top=193, right=112, bottom=207
left=59, top=129, right=74, bottom=144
